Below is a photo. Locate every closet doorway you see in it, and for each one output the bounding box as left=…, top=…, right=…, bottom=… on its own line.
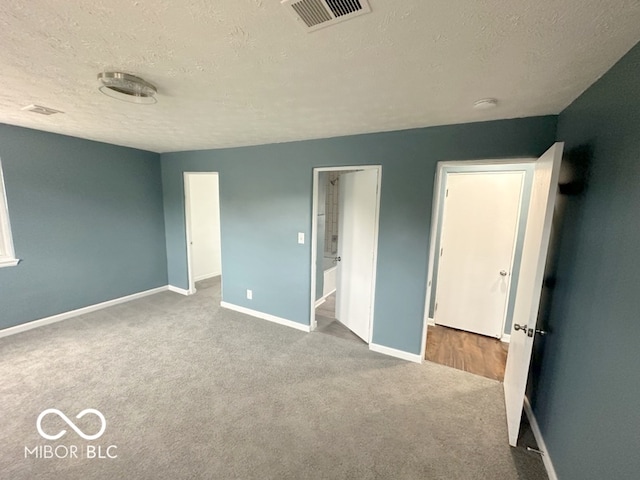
left=422, top=143, right=565, bottom=446
left=423, top=162, right=535, bottom=380
left=184, top=172, right=222, bottom=295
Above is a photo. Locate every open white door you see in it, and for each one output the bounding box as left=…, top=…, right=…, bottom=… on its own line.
left=335, top=169, right=379, bottom=342
left=504, top=142, right=564, bottom=446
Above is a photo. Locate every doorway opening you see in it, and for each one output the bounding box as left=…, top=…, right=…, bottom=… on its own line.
left=422, top=143, right=565, bottom=446
left=184, top=172, right=222, bottom=297
left=423, top=162, right=536, bottom=380
left=309, top=166, right=382, bottom=346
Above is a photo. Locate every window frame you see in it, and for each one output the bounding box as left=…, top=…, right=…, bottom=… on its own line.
left=0, top=157, right=18, bottom=268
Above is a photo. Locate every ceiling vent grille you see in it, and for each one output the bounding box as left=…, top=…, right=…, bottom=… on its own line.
left=282, top=0, right=371, bottom=32
left=21, top=104, right=64, bottom=115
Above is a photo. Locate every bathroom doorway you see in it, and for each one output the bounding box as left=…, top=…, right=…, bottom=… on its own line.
left=309, top=166, right=382, bottom=344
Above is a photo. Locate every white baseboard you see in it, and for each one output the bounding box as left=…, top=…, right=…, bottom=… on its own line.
left=0, top=286, right=169, bottom=339
left=524, top=396, right=558, bottom=480
left=220, top=301, right=311, bottom=333
left=323, top=287, right=336, bottom=297
left=369, top=343, right=423, bottom=363
left=315, top=289, right=336, bottom=307
left=427, top=317, right=435, bottom=326
left=168, top=285, right=195, bottom=296
left=501, top=334, right=511, bottom=343
left=194, top=272, right=220, bottom=282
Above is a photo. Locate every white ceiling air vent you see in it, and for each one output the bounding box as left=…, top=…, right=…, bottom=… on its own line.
left=282, top=0, right=371, bottom=32
left=21, top=104, right=64, bottom=115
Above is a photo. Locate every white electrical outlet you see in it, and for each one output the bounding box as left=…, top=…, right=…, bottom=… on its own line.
left=246, top=289, right=252, bottom=300
left=298, top=232, right=305, bottom=244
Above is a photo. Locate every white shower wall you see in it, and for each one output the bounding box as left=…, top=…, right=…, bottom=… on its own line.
left=324, top=170, right=356, bottom=255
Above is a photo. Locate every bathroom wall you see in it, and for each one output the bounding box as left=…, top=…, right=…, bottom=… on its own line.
left=324, top=170, right=356, bottom=256
left=324, top=172, right=340, bottom=255
left=315, top=172, right=327, bottom=300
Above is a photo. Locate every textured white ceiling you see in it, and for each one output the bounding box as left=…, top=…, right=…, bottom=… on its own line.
left=0, top=0, right=639, bottom=153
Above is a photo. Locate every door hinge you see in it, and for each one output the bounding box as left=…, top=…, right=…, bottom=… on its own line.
left=446, top=189, right=449, bottom=198
left=440, top=247, right=443, bottom=256
left=435, top=302, right=438, bottom=312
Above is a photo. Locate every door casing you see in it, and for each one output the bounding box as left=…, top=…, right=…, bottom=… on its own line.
left=422, top=159, right=536, bottom=359
left=183, top=171, right=223, bottom=296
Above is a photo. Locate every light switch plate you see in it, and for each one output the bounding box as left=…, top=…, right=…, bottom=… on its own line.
left=246, top=289, right=252, bottom=300
left=298, top=232, right=305, bottom=244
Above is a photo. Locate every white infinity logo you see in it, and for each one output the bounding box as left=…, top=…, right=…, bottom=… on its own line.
left=36, top=408, right=106, bottom=441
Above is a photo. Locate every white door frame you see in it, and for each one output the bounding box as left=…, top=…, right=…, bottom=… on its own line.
left=421, top=159, right=535, bottom=360
left=183, top=172, right=222, bottom=296
left=309, top=165, right=382, bottom=345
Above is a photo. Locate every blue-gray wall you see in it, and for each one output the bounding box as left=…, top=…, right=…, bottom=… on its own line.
left=161, top=116, right=557, bottom=355
left=530, top=43, right=640, bottom=479
left=0, top=124, right=168, bottom=330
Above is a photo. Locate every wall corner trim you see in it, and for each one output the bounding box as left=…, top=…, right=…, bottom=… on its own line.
left=524, top=396, right=559, bottom=480
left=168, top=285, right=196, bottom=296
left=220, top=301, right=311, bottom=332
left=0, top=258, right=20, bottom=268
left=0, top=286, right=169, bottom=340
left=369, top=343, right=423, bottom=363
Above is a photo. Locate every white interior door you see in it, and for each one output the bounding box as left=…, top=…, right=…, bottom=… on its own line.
left=335, top=169, right=379, bottom=342
left=434, top=172, right=524, bottom=338
left=504, top=142, right=564, bottom=446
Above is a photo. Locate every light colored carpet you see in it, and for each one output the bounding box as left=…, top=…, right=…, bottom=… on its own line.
left=0, top=277, right=547, bottom=479
left=315, top=292, right=365, bottom=344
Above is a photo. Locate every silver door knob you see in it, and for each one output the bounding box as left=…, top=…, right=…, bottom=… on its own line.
left=514, top=323, right=534, bottom=337
left=500, top=270, right=508, bottom=276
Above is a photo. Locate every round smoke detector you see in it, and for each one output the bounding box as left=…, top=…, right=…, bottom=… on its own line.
left=97, top=72, right=157, bottom=105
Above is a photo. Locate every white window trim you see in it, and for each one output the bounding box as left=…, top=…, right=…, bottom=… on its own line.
left=0, top=157, right=18, bottom=268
